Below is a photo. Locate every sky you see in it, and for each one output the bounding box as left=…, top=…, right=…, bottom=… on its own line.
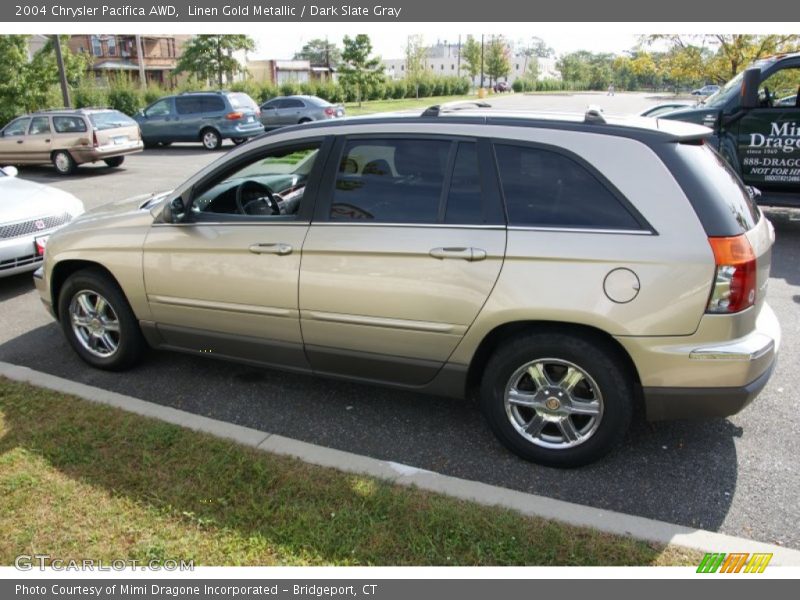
left=250, top=25, right=642, bottom=60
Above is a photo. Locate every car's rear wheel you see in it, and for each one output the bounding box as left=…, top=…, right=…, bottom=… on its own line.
left=479, top=332, right=634, bottom=467
left=231, top=137, right=246, bottom=145
left=58, top=269, right=145, bottom=371
left=200, top=128, right=222, bottom=150
left=52, top=150, right=76, bottom=175
left=104, top=156, right=125, bottom=168
left=298, top=118, right=312, bottom=124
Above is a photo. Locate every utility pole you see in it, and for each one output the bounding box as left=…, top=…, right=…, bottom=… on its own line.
left=480, top=34, right=484, bottom=89
left=135, top=35, right=146, bottom=89
left=52, top=35, right=72, bottom=107
left=457, top=34, right=461, bottom=78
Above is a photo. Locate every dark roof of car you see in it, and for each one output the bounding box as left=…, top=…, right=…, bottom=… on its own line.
left=257, top=107, right=711, bottom=144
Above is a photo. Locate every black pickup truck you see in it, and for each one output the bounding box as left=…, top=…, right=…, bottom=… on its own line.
left=660, top=52, right=800, bottom=207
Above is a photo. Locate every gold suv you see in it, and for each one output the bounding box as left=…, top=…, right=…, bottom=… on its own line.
left=33, top=106, right=781, bottom=467
left=0, top=108, right=143, bottom=175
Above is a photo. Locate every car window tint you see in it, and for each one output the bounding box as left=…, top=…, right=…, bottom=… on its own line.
left=4, top=118, right=31, bottom=136
left=445, top=142, right=484, bottom=224
left=52, top=116, right=87, bottom=133
left=494, top=144, right=641, bottom=230
left=29, top=117, right=51, bottom=135
left=331, top=138, right=450, bottom=223
left=262, top=100, right=279, bottom=109
left=175, top=96, right=205, bottom=115
left=202, top=96, right=226, bottom=112
left=192, top=144, right=321, bottom=220
left=284, top=99, right=305, bottom=109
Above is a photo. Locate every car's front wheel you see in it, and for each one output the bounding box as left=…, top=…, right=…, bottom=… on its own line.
left=58, top=269, right=145, bottom=371
left=52, top=150, right=76, bottom=175
left=104, top=156, right=125, bottom=168
left=200, top=128, right=222, bottom=150
left=479, top=332, right=634, bottom=468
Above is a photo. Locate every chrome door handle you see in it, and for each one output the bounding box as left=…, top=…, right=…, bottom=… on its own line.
left=429, top=247, right=487, bottom=261
left=249, top=242, right=293, bottom=255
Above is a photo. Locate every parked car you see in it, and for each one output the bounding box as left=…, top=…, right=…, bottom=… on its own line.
left=135, top=91, right=264, bottom=150
left=493, top=81, right=511, bottom=93
left=34, top=106, right=779, bottom=468
left=691, top=85, right=721, bottom=96
left=1, top=166, right=83, bottom=277
left=0, top=108, right=143, bottom=175
left=775, top=94, right=798, bottom=107
left=259, top=95, right=345, bottom=130
left=638, top=102, right=693, bottom=118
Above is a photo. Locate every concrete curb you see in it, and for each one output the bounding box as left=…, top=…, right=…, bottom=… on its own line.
left=2, top=360, right=798, bottom=566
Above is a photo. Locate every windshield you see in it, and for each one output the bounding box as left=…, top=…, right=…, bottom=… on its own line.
left=703, top=71, right=744, bottom=108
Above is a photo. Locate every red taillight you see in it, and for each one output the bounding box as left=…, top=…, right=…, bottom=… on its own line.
left=706, top=235, right=757, bottom=314
left=92, top=130, right=99, bottom=148
left=226, top=112, right=243, bottom=120
left=324, top=107, right=335, bottom=116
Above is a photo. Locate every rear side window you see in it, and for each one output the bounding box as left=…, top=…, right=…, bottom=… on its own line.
left=331, top=138, right=450, bottom=222
left=494, top=144, right=642, bottom=230
left=445, top=142, right=484, bottom=224
left=53, top=116, right=87, bottom=133
left=283, top=99, right=305, bottom=109
left=202, top=96, right=226, bottom=112
left=88, top=111, right=137, bottom=130
left=175, top=96, right=205, bottom=115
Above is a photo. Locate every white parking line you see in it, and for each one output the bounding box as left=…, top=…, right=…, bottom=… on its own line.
left=2, top=359, right=799, bottom=566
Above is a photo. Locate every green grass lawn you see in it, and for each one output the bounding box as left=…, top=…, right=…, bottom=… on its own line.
left=0, top=377, right=702, bottom=566
left=343, top=95, right=480, bottom=116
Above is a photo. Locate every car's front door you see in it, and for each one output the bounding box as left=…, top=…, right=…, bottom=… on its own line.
left=0, top=117, right=31, bottom=163
left=139, top=98, right=175, bottom=143
left=24, top=116, right=53, bottom=163
left=737, top=61, right=800, bottom=190
left=299, top=136, right=507, bottom=385
left=142, top=138, right=331, bottom=369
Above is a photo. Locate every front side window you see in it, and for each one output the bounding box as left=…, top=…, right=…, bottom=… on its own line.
left=3, top=118, right=31, bottom=136
left=331, top=138, right=451, bottom=223
left=494, top=144, right=641, bottom=230
left=146, top=99, right=172, bottom=117
left=191, top=143, right=321, bottom=219
left=758, top=66, right=800, bottom=108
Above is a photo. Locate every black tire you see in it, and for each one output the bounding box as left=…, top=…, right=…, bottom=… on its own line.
left=58, top=268, right=146, bottom=371
left=231, top=137, right=246, bottom=145
left=143, top=139, right=158, bottom=149
left=200, top=128, right=222, bottom=150
left=479, top=332, right=634, bottom=468
left=298, top=118, right=312, bottom=124
left=52, top=150, right=76, bottom=175
left=159, top=142, right=173, bottom=147
left=104, top=156, right=125, bottom=168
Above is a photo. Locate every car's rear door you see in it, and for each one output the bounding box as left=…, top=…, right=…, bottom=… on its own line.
left=298, top=135, right=507, bottom=385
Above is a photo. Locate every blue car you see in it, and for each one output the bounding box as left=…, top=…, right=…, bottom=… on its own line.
left=135, top=91, right=264, bottom=150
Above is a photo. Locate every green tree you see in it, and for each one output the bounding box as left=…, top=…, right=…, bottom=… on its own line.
left=485, top=36, right=511, bottom=85
left=26, top=35, right=91, bottom=110
left=338, top=34, right=383, bottom=107
left=461, top=35, right=482, bottom=84
left=175, top=35, right=255, bottom=87
left=293, top=38, right=341, bottom=67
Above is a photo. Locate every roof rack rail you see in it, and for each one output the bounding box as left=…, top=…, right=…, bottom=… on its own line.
left=422, top=100, right=491, bottom=117
left=179, top=90, right=228, bottom=95
left=33, top=106, right=109, bottom=113
left=584, top=105, right=606, bottom=124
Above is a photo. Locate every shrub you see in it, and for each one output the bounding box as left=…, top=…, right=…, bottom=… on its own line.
left=257, top=83, right=279, bottom=103
left=279, top=82, right=301, bottom=96
left=106, top=78, right=143, bottom=115
left=74, top=84, right=108, bottom=109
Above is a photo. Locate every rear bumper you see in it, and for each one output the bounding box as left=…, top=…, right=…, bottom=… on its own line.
left=643, top=359, right=775, bottom=421
left=219, top=122, right=264, bottom=138
left=71, top=140, right=144, bottom=164
left=618, top=302, right=781, bottom=421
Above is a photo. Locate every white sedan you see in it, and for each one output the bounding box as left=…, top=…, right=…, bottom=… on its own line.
left=0, top=166, right=84, bottom=278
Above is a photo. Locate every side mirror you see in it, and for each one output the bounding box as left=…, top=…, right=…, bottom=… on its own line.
left=136, top=109, right=145, bottom=118
left=162, top=195, right=188, bottom=223
left=2, top=166, right=18, bottom=177
left=741, top=68, right=761, bottom=109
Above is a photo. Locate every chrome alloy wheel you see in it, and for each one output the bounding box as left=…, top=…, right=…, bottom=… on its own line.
left=68, top=290, right=121, bottom=358
left=504, top=358, right=604, bottom=449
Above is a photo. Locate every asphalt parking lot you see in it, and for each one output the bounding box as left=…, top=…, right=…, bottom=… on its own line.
left=1, top=92, right=798, bottom=550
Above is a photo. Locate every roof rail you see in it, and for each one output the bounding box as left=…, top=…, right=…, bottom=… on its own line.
left=179, top=90, right=228, bottom=95
left=34, top=106, right=110, bottom=113
left=584, top=105, right=606, bottom=124
left=422, top=100, right=491, bottom=117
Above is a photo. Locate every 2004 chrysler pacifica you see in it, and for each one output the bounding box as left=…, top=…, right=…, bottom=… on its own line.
left=34, top=104, right=781, bottom=467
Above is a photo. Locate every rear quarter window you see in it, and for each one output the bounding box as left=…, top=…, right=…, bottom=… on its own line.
left=494, top=143, right=644, bottom=230
left=227, top=93, right=257, bottom=110
left=53, top=116, right=87, bottom=133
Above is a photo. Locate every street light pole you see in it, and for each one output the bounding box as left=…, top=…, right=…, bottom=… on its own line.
left=480, top=34, right=484, bottom=89
left=52, top=35, right=72, bottom=108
